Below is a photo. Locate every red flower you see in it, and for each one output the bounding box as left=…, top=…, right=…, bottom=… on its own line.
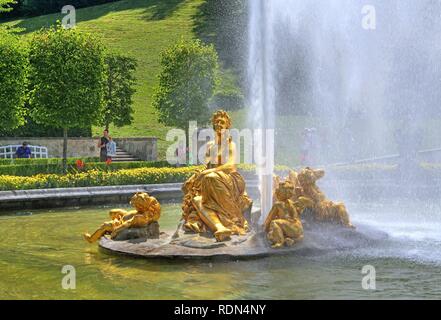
left=76, top=159, right=85, bottom=170
left=106, top=158, right=112, bottom=166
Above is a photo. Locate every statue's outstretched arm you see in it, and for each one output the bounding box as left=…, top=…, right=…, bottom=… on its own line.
left=294, top=196, right=314, bottom=214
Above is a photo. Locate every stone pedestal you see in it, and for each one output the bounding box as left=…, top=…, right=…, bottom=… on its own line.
left=99, top=222, right=387, bottom=260
left=112, top=222, right=160, bottom=241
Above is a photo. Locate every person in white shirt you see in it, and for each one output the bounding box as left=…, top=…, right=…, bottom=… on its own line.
left=106, top=136, right=117, bottom=160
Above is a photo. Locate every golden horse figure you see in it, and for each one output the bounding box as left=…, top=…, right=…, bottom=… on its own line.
left=83, top=192, right=161, bottom=243
left=287, top=167, right=354, bottom=228
left=264, top=179, right=313, bottom=248
left=182, top=110, right=253, bottom=242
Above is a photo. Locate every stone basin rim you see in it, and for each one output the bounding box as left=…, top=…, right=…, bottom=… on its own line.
left=97, top=223, right=386, bottom=261
left=98, top=238, right=310, bottom=261
left=98, top=228, right=327, bottom=261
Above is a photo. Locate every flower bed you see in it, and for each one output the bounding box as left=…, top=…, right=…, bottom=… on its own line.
left=0, top=166, right=202, bottom=191
left=0, top=164, right=289, bottom=191
left=0, top=163, right=438, bottom=191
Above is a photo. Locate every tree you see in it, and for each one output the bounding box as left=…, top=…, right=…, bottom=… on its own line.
left=100, top=53, right=137, bottom=131
left=152, top=39, right=219, bottom=138
left=0, top=30, right=27, bottom=131
left=0, top=0, right=15, bottom=12
left=28, top=23, right=106, bottom=171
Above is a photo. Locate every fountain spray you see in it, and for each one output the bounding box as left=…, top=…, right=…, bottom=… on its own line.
left=248, top=0, right=275, bottom=221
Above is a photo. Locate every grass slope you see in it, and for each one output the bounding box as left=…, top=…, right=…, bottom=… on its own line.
left=2, top=0, right=205, bottom=158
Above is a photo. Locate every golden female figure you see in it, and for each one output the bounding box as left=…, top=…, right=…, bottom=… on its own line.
left=182, top=110, right=252, bottom=242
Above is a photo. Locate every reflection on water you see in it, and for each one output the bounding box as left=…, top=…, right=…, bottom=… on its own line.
left=0, top=202, right=441, bottom=299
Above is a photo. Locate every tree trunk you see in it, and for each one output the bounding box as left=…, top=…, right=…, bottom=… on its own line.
left=186, top=125, right=190, bottom=165
left=106, top=62, right=113, bottom=132
left=63, top=127, right=68, bottom=174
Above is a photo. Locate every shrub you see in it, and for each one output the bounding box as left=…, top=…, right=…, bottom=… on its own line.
left=152, top=39, right=220, bottom=132
left=0, top=29, right=27, bottom=130
left=0, top=164, right=279, bottom=190
left=0, top=0, right=15, bottom=13
left=0, top=166, right=203, bottom=191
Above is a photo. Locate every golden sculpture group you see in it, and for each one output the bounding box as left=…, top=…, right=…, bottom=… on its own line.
left=286, top=168, right=354, bottom=228
left=264, top=168, right=354, bottom=248
left=84, top=110, right=354, bottom=250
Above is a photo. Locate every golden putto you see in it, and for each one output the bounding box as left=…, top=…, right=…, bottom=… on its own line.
left=84, top=192, right=161, bottom=243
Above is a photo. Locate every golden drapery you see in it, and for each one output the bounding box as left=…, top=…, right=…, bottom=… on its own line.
left=200, top=170, right=250, bottom=234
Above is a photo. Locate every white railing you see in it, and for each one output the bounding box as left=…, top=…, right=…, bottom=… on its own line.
left=0, top=145, right=49, bottom=159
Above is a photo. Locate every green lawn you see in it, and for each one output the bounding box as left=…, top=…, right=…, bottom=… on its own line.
left=2, top=0, right=208, bottom=158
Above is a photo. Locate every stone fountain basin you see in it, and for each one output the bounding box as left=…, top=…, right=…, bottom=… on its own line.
left=99, top=222, right=388, bottom=260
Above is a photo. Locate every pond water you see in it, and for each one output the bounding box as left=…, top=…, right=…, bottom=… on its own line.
left=1, top=200, right=441, bottom=299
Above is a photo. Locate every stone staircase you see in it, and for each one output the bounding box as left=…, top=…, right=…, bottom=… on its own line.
left=111, top=146, right=140, bottom=162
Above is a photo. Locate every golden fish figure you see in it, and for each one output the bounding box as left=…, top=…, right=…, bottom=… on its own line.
left=83, top=192, right=161, bottom=243
left=287, top=167, right=354, bottom=228
left=264, top=180, right=313, bottom=248
left=182, top=110, right=252, bottom=242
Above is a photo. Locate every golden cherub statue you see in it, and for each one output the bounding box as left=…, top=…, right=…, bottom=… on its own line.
left=182, top=110, right=253, bottom=242
left=83, top=192, right=161, bottom=243
left=264, top=179, right=313, bottom=248
left=287, top=167, right=354, bottom=228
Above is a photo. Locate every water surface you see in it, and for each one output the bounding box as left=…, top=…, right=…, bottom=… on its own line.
left=0, top=201, right=440, bottom=299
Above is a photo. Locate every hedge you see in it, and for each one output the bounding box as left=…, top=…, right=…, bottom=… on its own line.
left=0, top=157, right=99, bottom=166
left=0, top=163, right=438, bottom=191
left=0, top=164, right=291, bottom=190
left=0, top=166, right=202, bottom=191
left=0, top=160, right=174, bottom=176
left=0, top=158, right=287, bottom=177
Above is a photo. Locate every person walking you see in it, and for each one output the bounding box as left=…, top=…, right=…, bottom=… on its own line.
left=98, top=130, right=110, bottom=162
left=106, top=136, right=117, bottom=161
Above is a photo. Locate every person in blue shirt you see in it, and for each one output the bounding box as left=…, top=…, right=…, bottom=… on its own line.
left=15, top=142, right=32, bottom=159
